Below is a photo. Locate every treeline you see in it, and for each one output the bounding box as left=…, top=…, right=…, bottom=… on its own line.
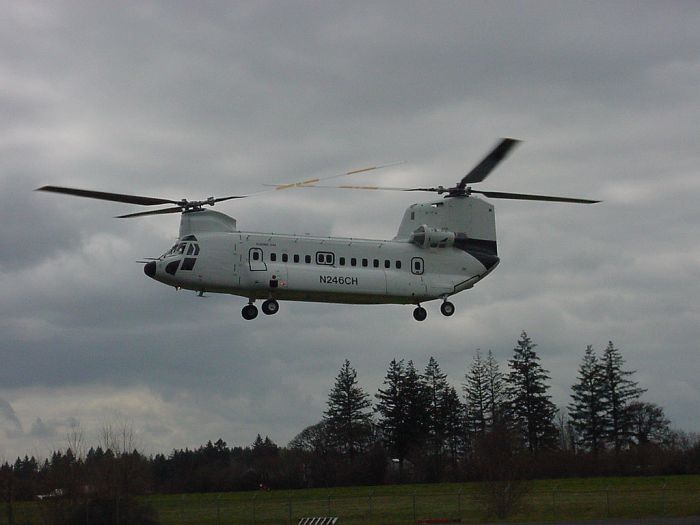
left=3, top=332, right=700, bottom=506
left=295, top=332, right=700, bottom=485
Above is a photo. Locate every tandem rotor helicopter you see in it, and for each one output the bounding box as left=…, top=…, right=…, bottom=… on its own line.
left=37, top=138, right=598, bottom=321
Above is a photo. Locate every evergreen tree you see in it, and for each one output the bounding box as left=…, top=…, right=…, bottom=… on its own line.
left=442, top=385, right=466, bottom=466
left=569, top=345, right=607, bottom=453
left=506, top=331, right=558, bottom=453
left=601, top=342, right=646, bottom=452
left=403, top=360, right=429, bottom=454
left=323, top=359, right=372, bottom=462
left=375, top=359, right=410, bottom=466
left=422, top=357, right=458, bottom=479
left=423, top=357, right=450, bottom=457
left=464, top=350, right=488, bottom=436
left=485, top=350, right=506, bottom=427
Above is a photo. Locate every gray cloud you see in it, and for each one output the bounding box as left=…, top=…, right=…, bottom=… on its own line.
left=0, top=398, right=23, bottom=439
left=1, top=1, right=699, bottom=459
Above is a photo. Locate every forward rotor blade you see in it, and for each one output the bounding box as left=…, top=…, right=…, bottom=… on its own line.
left=36, top=186, right=179, bottom=206
left=212, top=195, right=249, bottom=203
left=472, top=189, right=599, bottom=204
left=459, top=138, right=521, bottom=187
left=115, top=207, right=184, bottom=218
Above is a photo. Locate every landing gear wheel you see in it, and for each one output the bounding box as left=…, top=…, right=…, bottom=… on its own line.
left=261, top=299, right=279, bottom=315
left=242, top=304, right=258, bottom=320
left=413, top=306, right=427, bottom=322
left=440, top=301, right=455, bottom=317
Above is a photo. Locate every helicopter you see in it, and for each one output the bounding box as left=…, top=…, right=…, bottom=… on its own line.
left=36, top=138, right=598, bottom=321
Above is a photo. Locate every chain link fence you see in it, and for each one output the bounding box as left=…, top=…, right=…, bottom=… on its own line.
left=6, top=487, right=700, bottom=525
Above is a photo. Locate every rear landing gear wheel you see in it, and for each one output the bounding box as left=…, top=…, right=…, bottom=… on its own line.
left=440, top=301, right=455, bottom=317
left=261, top=299, right=279, bottom=315
left=242, top=304, right=258, bottom=320
left=413, top=306, right=427, bottom=322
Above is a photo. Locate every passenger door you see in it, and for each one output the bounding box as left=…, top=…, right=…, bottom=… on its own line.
left=248, top=247, right=267, bottom=271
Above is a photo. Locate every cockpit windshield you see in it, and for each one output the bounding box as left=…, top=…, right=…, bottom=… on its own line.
left=160, top=242, right=200, bottom=259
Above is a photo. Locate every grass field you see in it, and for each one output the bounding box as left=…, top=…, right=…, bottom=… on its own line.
left=8, top=475, right=700, bottom=525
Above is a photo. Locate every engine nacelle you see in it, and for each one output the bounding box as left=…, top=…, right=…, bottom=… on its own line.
left=409, top=225, right=456, bottom=249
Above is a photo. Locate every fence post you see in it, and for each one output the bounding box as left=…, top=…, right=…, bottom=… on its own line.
left=368, top=492, right=373, bottom=519
left=327, top=494, right=331, bottom=515
left=252, top=494, right=256, bottom=525
left=661, top=483, right=667, bottom=515
left=605, top=488, right=610, bottom=517
left=217, top=494, right=221, bottom=525
left=412, top=492, right=416, bottom=523
left=288, top=499, right=292, bottom=525
left=457, top=490, right=462, bottom=521
left=552, top=488, right=556, bottom=515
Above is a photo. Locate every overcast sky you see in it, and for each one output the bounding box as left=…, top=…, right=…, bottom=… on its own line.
left=2, top=1, right=700, bottom=461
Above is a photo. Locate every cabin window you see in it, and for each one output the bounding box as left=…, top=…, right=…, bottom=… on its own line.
left=294, top=254, right=300, bottom=263
left=396, top=260, right=402, bottom=269
left=411, top=212, right=415, bottom=220
left=270, top=253, right=277, bottom=262
left=339, top=257, right=345, bottom=266
left=351, top=258, right=357, bottom=267
left=362, top=258, right=368, bottom=267
left=282, top=253, right=288, bottom=263
left=373, top=259, right=379, bottom=268
left=305, top=255, right=311, bottom=264
left=316, top=252, right=334, bottom=265
left=252, top=251, right=260, bottom=261
left=411, top=257, right=425, bottom=275
left=384, top=260, right=390, bottom=269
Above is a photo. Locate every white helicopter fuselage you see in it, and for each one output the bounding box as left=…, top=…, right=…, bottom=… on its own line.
left=144, top=195, right=500, bottom=316
left=39, top=138, right=596, bottom=320
left=152, top=231, right=490, bottom=304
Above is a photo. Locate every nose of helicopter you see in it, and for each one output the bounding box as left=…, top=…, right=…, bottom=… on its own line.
left=144, top=261, right=156, bottom=278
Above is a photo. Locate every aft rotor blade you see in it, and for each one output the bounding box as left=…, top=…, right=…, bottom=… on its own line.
left=115, top=206, right=184, bottom=218
left=36, top=186, right=180, bottom=206
left=459, top=138, right=521, bottom=188
left=472, top=189, right=599, bottom=204
left=270, top=161, right=404, bottom=191
left=295, top=184, right=440, bottom=192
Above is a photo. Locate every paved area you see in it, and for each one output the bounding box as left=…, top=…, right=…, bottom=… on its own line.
left=468, top=517, right=700, bottom=525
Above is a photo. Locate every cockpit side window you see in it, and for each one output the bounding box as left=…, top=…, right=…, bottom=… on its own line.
left=177, top=244, right=186, bottom=254
left=187, top=244, right=195, bottom=255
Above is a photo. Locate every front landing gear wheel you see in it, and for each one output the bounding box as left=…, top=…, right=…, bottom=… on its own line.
left=413, top=306, right=427, bottom=322
left=261, top=299, right=279, bottom=315
left=242, top=304, right=258, bottom=320
left=440, top=301, right=455, bottom=317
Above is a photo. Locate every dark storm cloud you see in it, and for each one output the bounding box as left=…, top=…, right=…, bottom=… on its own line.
left=1, top=1, right=699, bottom=459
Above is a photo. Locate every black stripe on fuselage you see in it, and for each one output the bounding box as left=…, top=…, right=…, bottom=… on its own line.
left=454, top=237, right=499, bottom=270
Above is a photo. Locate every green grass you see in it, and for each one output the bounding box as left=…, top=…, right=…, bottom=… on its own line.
left=7, top=476, right=700, bottom=525
left=144, top=476, right=700, bottom=525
